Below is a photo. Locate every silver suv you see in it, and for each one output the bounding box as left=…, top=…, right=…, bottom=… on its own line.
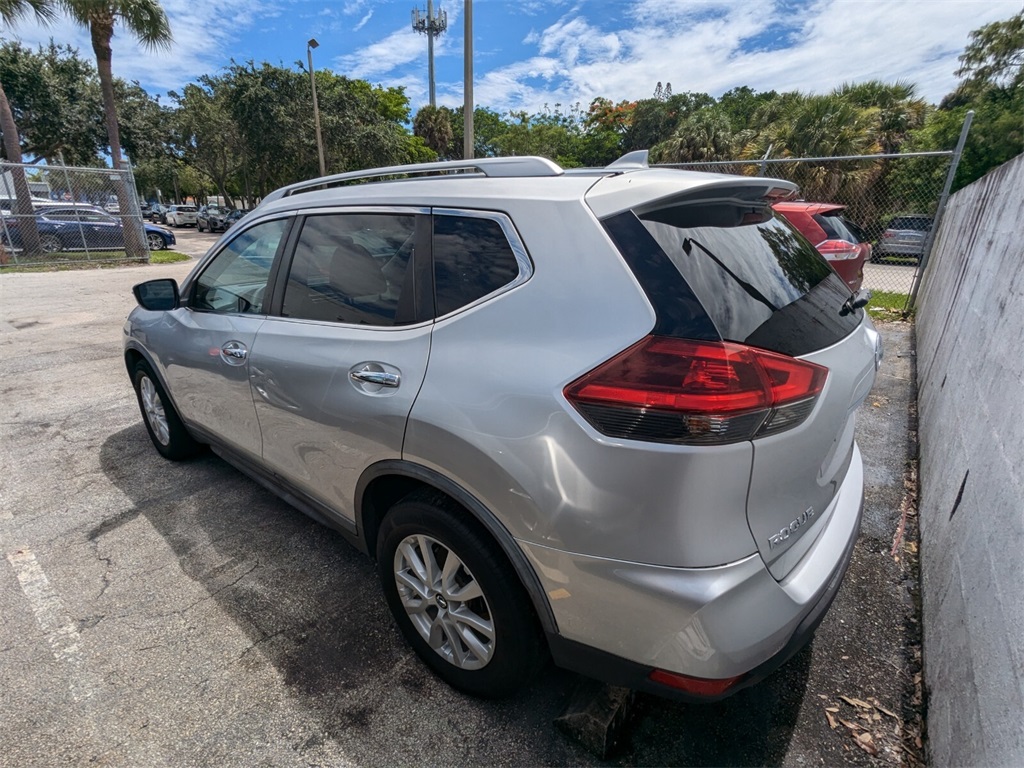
left=125, top=153, right=881, bottom=701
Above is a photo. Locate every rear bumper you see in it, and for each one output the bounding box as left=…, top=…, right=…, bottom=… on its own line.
left=547, top=504, right=859, bottom=701
left=524, top=443, right=865, bottom=699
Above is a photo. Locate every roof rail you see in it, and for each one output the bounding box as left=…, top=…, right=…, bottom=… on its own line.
left=260, top=156, right=565, bottom=205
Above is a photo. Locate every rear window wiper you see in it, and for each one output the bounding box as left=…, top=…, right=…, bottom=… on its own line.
left=840, top=289, right=871, bottom=316
left=682, top=236, right=779, bottom=313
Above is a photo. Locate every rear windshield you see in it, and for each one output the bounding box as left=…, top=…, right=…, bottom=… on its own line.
left=604, top=208, right=861, bottom=356
left=889, top=216, right=931, bottom=231
left=813, top=213, right=859, bottom=243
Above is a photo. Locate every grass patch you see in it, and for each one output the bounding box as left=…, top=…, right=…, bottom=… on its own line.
left=867, top=290, right=913, bottom=319
left=0, top=249, right=190, bottom=272
left=149, top=250, right=190, bottom=264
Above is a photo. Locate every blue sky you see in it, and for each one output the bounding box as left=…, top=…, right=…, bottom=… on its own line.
left=4, top=0, right=1022, bottom=114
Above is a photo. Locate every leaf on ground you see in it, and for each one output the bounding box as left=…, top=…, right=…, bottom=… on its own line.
left=826, top=711, right=838, bottom=730
left=840, top=719, right=863, bottom=732
left=855, top=731, right=879, bottom=756
left=825, top=706, right=840, bottom=713
left=840, top=695, right=873, bottom=709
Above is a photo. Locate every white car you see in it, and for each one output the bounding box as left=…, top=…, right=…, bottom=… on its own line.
left=165, top=205, right=198, bottom=227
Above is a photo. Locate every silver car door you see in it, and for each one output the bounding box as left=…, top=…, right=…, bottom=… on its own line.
left=155, top=217, right=291, bottom=460
left=248, top=209, right=431, bottom=523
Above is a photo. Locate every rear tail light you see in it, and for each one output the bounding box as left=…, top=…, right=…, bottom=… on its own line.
left=564, top=336, right=827, bottom=445
left=816, top=239, right=860, bottom=260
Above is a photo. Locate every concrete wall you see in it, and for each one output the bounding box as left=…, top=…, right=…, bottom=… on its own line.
left=916, top=153, right=1024, bottom=767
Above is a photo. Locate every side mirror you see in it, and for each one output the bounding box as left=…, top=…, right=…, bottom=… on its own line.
left=133, top=279, right=180, bottom=311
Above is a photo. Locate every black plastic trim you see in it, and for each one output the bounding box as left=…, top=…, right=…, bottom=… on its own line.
left=355, top=460, right=559, bottom=635
left=602, top=210, right=720, bottom=341
left=187, top=426, right=365, bottom=549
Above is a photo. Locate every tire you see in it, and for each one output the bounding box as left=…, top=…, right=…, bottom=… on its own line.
left=146, top=232, right=166, bottom=251
left=39, top=235, right=63, bottom=253
left=197, top=221, right=205, bottom=232
left=377, top=492, right=546, bottom=698
left=131, top=360, right=202, bottom=461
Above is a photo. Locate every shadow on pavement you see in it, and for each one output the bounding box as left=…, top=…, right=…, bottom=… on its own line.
left=99, top=423, right=811, bottom=766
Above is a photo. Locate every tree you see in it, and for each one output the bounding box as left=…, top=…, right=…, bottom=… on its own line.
left=448, top=106, right=507, bottom=159
left=622, top=91, right=714, bottom=152
left=955, top=11, right=1024, bottom=94
left=61, top=0, right=171, bottom=170
left=412, top=104, right=453, bottom=158
left=171, top=77, right=243, bottom=206
left=833, top=80, right=927, bottom=154
left=650, top=109, right=737, bottom=163
left=0, top=39, right=105, bottom=163
left=1, top=0, right=57, bottom=260
left=906, top=11, right=1023, bottom=190
left=61, top=0, right=172, bottom=256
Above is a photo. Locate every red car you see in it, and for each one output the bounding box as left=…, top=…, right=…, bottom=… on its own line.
left=772, top=202, right=870, bottom=292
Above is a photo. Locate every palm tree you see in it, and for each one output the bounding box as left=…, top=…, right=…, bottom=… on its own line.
left=833, top=80, right=928, bottom=154
left=413, top=105, right=454, bottom=159
left=60, top=0, right=171, bottom=256
left=650, top=110, right=737, bottom=164
left=0, top=0, right=56, bottom=261
left=61, top=0, right=171, bottom=169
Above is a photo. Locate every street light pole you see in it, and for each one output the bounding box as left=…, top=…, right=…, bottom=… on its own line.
left=464, top=0, right=473, bottom=159
left=307, top=38, right=326, bottom=177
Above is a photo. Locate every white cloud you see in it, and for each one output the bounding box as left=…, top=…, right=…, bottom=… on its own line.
left=2, top=0, right=284, bottom=94
left=336, top=27, right=425, bottom=79
left=465, top=0, right=1022, bottom=115
left=353, top=10, right=374, bottom=32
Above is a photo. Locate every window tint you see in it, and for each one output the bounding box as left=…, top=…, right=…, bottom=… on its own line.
left=192, top=218, right=286, bottom=314
left=282, top=213, right=416, bottom=326
left=605, top=208, right=860, bottom=357
left=433, top=214, right=521, bottom=317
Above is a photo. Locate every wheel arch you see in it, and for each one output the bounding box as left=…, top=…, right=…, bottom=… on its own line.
left=124, top=344, right=189, bottom=424
left=356, top=460, right=558, bottom=636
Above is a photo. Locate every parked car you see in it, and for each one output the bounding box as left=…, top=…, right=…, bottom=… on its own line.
left=875, top=214, right=932, bottom=261
left=165, top=204, right=198, bottom=227
left=197, top=204, right=232, bottom=232
left=2, top=205, right=176, bottom=252
left=223, top=208, right=252, bottom=229
left=772, top=201, right=870, bottom=292
left=149, top=204, right=171, bottom=224
left=125, top=153, right=881, bottom=701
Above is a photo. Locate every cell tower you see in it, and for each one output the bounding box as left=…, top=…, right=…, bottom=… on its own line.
left=411, top=0, right=448, bottom=107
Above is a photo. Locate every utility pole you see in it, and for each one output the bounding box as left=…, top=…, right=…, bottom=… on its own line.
left=307, top=38, right=326, bottom=177
left=412, top=1, right=448, bottom=107
left=464, top=0, right=473, bottom=159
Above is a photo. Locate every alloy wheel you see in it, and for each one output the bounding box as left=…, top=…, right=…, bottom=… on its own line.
left=393, top=534, right=495, bottom=670
left=139, top=375, right=170, bottom=446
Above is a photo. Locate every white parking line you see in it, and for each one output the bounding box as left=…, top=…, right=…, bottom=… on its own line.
left=6, top=548, right=92, bottom=700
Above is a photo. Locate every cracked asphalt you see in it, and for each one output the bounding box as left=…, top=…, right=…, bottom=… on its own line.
left=0, top=260, right=922, bottom=766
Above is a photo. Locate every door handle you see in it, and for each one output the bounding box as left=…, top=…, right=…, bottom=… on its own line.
left=220, top=341, right=248, bottom=363
left=350, top=370, right=400, bottom=388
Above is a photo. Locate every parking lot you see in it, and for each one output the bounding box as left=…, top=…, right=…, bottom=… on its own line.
left=0, top=261, right=922, bottom=766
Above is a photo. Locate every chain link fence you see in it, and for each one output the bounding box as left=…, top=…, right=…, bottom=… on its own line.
left=658, top=152, right=954, bottom=301
left=0, top=161, right=149, bottom=268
